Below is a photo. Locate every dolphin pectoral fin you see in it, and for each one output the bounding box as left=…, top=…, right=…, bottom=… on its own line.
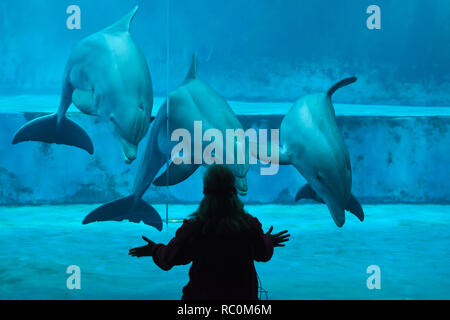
left=82, top=195, right=163, bottom=231
left=72, top=89, right=98, bottom=116
left=12, top=113, right=94, bottom=154
left=296, top=185, right=364, bottom=222
left=327, top=77, right=357, bottom=97
left=346, top=194, right=364, bottom=222
left=295, top=184, right=324, bottom=203
left=105, top=5, right=139, bottom=33
left=153, top=163, right=200, bottom=186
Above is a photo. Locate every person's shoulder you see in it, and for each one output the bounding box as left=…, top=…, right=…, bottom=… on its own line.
left=174, top=218, right=202, bottom=237
left=182, top=217, right=199, bottom=224
left=244, top=213, right=263, bottom=229
left=180, top=218, right=202, bottom=230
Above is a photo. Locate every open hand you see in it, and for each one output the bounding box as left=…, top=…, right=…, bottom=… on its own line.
left=266, top=226, right=290, bottom=247
left=129, top=236, right=156, bottom=257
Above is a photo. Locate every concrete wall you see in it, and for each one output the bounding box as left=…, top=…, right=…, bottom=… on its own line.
left=0, top=112, right=449, bottom=205
left=1, top=1, right=450, bottom=106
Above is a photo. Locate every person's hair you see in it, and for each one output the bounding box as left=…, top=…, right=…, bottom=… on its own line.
left=190, top=164, right=249, bottom=235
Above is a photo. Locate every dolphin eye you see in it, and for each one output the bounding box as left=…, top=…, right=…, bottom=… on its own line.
left=110, top=114, right=118, bottom=126
left=139, top=104, right=145, bottom=111
left=316, top=173, right=323, bottom=182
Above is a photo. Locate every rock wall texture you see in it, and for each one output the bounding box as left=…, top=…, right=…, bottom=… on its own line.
left=1, top=112, right=449, bottom=205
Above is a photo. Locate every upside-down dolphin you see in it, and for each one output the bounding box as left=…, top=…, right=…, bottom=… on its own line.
left=12, top=6, right=153, bottom=163
left=267, top=77, right=364, bottom=227
left=82, top=55, right=249, bottom=230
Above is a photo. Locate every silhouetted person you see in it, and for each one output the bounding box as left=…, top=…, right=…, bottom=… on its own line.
left=129, top=164, right=290, bottom=300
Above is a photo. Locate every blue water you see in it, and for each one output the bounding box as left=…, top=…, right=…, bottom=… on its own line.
left=1, top=0, right=449, bottom=300
left=1, top=204, right=449, bottom=299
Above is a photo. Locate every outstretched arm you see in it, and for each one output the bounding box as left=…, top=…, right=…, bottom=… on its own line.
left=253, top=218, right=290, bottom=262
left=129, top=236, right=155, bottom=257
left=129, top=220, right=197, bottom=271
left=265, top=226, right=290, bottom=247
left=250, top=217, right=274, bottom=262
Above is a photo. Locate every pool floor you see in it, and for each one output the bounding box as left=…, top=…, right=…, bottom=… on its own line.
left=0, top=204, right=449, bottom=299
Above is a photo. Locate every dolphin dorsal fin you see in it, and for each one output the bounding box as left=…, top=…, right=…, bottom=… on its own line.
left=105, top=6, right=139, bottom=33
left=327, top=77, right=357, bottom=97
left=184, top=54, right=198, bottom=82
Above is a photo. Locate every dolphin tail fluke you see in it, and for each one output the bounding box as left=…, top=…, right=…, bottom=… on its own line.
left=82, top=195, right=163, bottom=231
left=346, top=194, right=364, bottom=222
left=12, top=113, right=94, bottom=154
left=327, top=77, right=357, bottom=97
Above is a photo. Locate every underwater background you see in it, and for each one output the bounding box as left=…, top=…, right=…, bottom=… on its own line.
left=0, top=0, right=449, bottom=299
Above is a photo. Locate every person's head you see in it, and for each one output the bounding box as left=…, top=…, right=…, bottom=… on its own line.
left=191, top=164, right=249, bottom=234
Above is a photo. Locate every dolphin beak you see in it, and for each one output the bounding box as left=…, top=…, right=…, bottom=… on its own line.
left=124, top=154, right=135, bottom=164
left=123, top=148, right=137, bottom=164
left=326, top=199, right=346, bottom=227
left=235, top=176, right=248, bottom=196
left=238, top=190, right=248, bottom=196
left=119, top=138, right=138, bottom=164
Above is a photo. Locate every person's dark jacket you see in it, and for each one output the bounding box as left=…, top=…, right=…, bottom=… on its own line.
left=152, top=214, right=274, bottom=300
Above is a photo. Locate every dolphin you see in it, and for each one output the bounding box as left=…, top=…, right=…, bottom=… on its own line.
left=82, top=55, right=249, bottom=230
left=272, top=77, right=364, bottom=227
left=12, top=6, right=153, bottom=163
